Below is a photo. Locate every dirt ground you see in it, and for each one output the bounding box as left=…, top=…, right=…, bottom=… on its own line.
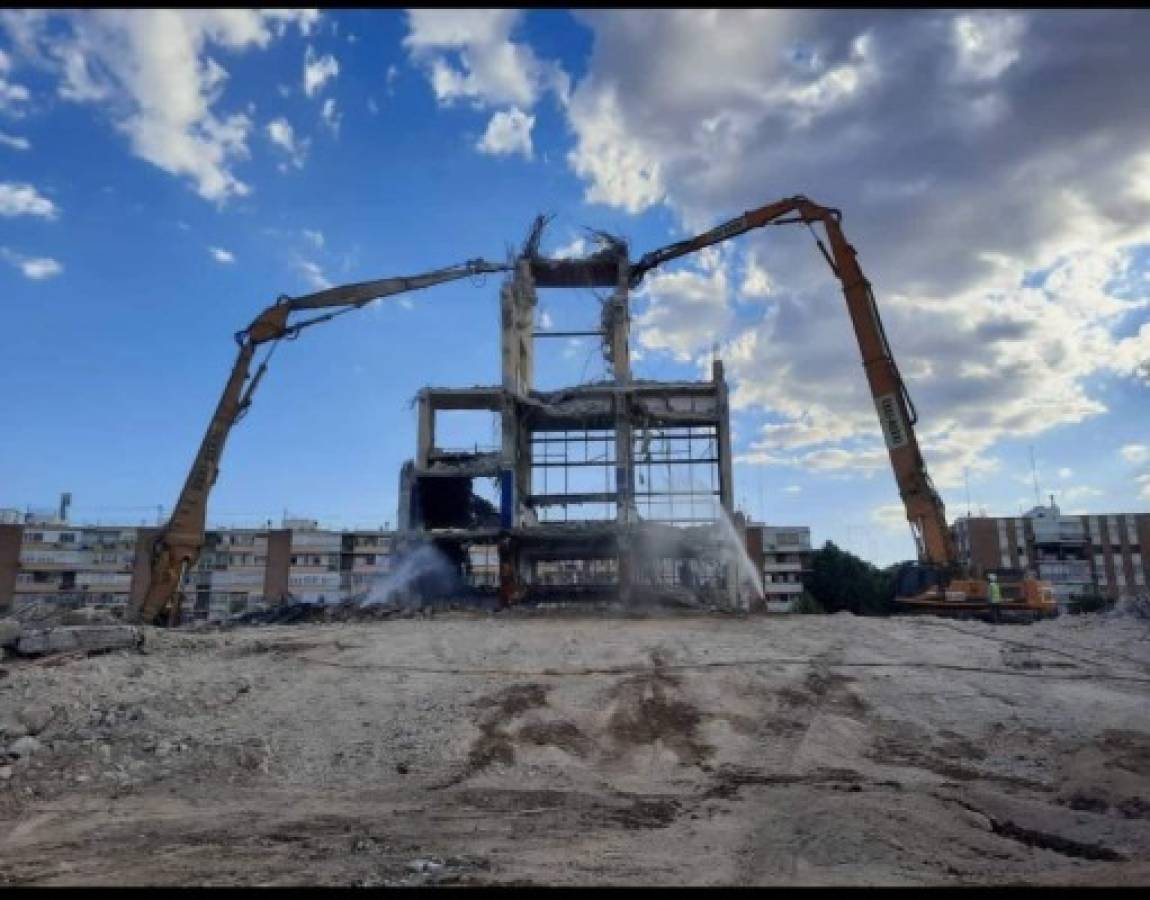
left=1, top=610, right=1149, bottom=886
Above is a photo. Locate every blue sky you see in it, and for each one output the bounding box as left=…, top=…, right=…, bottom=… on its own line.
left=1, top=10, right=1148, bottom=566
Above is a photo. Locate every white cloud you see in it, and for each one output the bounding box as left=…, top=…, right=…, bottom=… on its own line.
left=558, top=10, right=1150, bottom=497
left=209, top=246, right=234, bottom=264
left=872, top=504, right=907, bottom=529
left=266, top=117, right=309, bottom=170
left=0, top=47, right=30, bottom=112
left=303, top=44, right=339, bottom=97
left=951, top=13, right=1026, bottom=83
left=0, top=181, right=57, bottom=218
left=403, top=9, right=562, bottom=109
left=566, top=80, right=664, bottom=213
left=1121, top=444, right=1150, bottom=464
left=1138, top=474, right=1150, bottom=502
left=1057, top=484, right=1102, bottom=503
left=1057, top=467, right=1073, bottom=480
left=783, top=484, right=802, bottom=494
left=303, top=229, right=324, bottom=249
left=740, top=252, right=772, bottom=298
left=634, top=254, right=732, bottom=362
left=296, top=258, right=331, bottom=290
left=0, top=10, right=316, bottom=202
left=1, top=246, right=62, bottom=279
left=320, top=97, right=340, bottom=135
left=476, top=106, right=534, bottom=159
left=0, top=131, right=30, bottom=150
left=551, top=236, right=588, bottom=259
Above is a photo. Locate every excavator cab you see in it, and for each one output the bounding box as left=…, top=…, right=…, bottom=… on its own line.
left=894, top=562, right=945, bottom=601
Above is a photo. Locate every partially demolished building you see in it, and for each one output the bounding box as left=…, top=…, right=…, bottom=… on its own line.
left=397, top=220, right=744, bottom=607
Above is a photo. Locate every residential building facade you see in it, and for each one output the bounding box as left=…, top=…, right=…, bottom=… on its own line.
left=954, top=502, right=1149, bottom=609
left=743, top=522, right=813, bottom=612
left=0, top=513, right=398, bottom=623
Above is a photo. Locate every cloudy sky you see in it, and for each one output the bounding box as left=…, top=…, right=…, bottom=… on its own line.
left=1, top=9, right=1148, bottom=564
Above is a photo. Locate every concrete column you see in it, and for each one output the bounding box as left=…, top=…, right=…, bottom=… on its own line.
left=611, top=259, right=636, bottom=527
left=416, top=390, right=435, bottom=469
left=500, top=262, right=537, bottom=529
left=263, top=529, right=292, bottom=606
left=745, top=524, right=764, bottom=613
left=397, top=461, right=417, bottom=531
left=501, top=260, right=536, bottom=395
left=0, top=524, right=23, bottom=613
left=714, top=359, right=734, bottom=516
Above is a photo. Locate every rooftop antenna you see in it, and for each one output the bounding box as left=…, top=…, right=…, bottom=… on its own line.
left=1028, top=446, right=1041, bottom=508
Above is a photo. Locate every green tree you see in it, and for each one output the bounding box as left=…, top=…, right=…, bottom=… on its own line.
left=805, top=541, right=896, bottom=616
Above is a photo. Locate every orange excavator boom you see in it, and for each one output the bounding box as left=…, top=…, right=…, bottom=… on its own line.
left=129, top=258, right=508, bottom=625
left=631, top=195, right=956, bottom=568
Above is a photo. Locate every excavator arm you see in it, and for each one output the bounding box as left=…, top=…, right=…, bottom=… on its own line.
left=630, top=196, right=956, bottom=568
left=131, top=258, right=508, bottom=626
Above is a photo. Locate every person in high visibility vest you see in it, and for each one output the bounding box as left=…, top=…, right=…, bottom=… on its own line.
left=988, top=573, right=1002, bottom=624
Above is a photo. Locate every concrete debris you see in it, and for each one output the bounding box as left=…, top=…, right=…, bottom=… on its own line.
left=15, top=625, right=142, bottom=657
left=60, top=607, right=118, bottom=626
left=17, top=704, right=54, bottom=735
left=7, top=735, right=43, bottom=758
left=0, top=718, right=28, bottom=739
left=0, top=616, right=22, bottom=648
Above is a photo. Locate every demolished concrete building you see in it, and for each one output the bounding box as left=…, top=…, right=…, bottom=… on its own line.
left=397, top=218, right=748, bottom=608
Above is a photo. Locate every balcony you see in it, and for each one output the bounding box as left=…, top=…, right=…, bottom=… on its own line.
left=1036, top=559, right=1093, bottom=584
left=1030, top=519, right=1087, bottom=545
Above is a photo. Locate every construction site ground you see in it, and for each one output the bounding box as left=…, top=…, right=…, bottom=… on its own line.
left=2, top=610, right=1149, bottom=886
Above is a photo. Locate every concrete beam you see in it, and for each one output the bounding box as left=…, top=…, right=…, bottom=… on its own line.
left=422, top=387, right=504, bottom=411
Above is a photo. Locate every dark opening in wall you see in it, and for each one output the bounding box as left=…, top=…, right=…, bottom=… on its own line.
left=415, top=476, right=501, bottom=530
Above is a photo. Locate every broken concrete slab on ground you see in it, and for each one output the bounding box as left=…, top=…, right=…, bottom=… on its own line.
left=15, top=625, right=143, bottom=657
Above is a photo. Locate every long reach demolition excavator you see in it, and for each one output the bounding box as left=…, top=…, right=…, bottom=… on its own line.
left=627, top=195, right=1056, bottom=620
left=131, top=198, right=1053, bottom=626
left=128, top=258, right=508, bottom=626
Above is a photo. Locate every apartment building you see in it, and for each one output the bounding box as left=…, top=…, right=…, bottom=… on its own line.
left=2, top=518, right=139, bottom=611
left=954, top=502, right=1149, bottom=608
left=0, top=513, right=398, bottom=622
left=743, top=522, right=813, bottom=611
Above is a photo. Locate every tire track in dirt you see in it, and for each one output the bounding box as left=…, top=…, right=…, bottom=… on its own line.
left=731, top=640, right=869, bottom=882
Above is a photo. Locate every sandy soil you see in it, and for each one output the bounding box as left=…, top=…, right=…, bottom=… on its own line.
left=1, top=610, right=1149, bottom=886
